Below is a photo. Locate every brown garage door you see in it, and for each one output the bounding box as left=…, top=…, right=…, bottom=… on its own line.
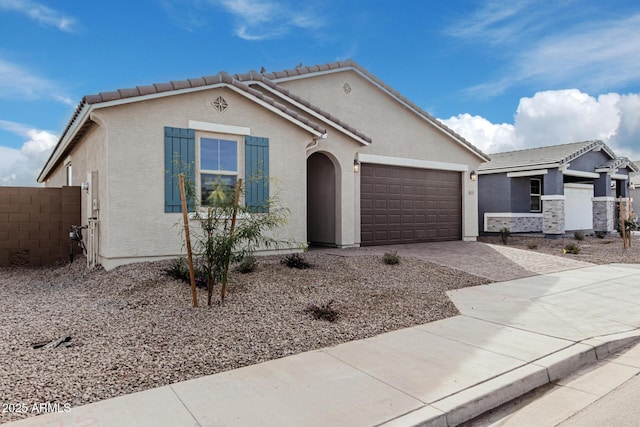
left=360, top=164, right=462, bottom=245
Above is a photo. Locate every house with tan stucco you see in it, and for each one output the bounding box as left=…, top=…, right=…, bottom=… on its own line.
left=38, top=60, right=489, bottom=270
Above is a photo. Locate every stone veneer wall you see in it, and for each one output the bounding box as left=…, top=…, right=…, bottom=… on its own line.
left=592, top=197, right=615, bottom=233
left=542, top=196, right=565, bottom=235
left=485, top=214, right=543, bottom=233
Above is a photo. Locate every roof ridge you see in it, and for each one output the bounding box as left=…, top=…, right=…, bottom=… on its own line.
left=488, top=140, right=600, bottom=156
left=264, top=59, right=489, bottom=161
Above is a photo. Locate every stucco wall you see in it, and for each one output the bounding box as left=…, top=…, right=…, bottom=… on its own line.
left=46, top=123, right=107, bottom=263
left=278, top=70, right=483, bottom=240
left=87, top=88, right=313, bottom=269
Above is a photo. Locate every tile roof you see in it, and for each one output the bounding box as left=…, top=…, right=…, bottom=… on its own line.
left=39, top=59, right=488, bottom=181
left=265, top=59, right=489, bottom=161
left=81, top=71, right=328, bottom=136
left=478, top=140, right=610, bottom=172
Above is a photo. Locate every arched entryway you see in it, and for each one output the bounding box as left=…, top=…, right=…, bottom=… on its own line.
left=307, top=152, right=336, bottom=246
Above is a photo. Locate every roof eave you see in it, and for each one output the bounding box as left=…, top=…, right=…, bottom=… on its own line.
left=269, top=60, right=490, bottom=162
left=38, top=102, right=92, bottom=183
left=478, top=162, right=561, bottom=175
left=250, top=81, right=371, bottom=145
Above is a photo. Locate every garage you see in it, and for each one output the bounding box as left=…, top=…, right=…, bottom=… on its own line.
left=360, top=163, right=462, bottom=245
left=564, top=183, right=594, bottom=231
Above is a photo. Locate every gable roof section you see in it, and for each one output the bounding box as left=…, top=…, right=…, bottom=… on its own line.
left=264, top=59, right=490, bottom=162
left=232, top=71, right=371, bottom=145
left=478, top=140, right=628, bottom=174
left=39, top=74, right=336, bottom=183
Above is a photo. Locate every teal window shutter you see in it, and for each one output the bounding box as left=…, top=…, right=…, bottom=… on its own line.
left=164, top=127, right=195, bottom=212
left=244, top=136, right=269, bottom=213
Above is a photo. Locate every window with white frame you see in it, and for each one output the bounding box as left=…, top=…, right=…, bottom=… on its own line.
left=530, top=178, right=541, bottom=212
left=199, top=137, right=238, bottom=205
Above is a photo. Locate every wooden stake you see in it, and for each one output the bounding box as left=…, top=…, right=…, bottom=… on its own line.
left=628, top=197, right=632, bottom=248
left=220, top=179, right=243, bottom=304
left=179, top=174, right=198, bottom=307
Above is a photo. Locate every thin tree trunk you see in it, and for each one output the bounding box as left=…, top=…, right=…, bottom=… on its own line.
left=179, top=174, right=198, bottom=308
left=220, top=179, right=243, bottom=304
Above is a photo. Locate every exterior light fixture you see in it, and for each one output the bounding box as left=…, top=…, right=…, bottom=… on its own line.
left=470, top=171, right=477, bottom=181
left=354, top=159, right=360, bottom=173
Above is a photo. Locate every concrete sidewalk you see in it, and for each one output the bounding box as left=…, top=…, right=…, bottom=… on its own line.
left=6, top=264, right=640, bottom=427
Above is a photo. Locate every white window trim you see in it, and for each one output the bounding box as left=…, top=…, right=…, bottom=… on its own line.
left=65, top=163, right=72, bottom=186
left=506, top=169, right=548, bottom=178
left=188, top=120, right=249, bottom=136
left=530, top=178, right=542, bottom=213
left=197, top=135, right=241, bottom=207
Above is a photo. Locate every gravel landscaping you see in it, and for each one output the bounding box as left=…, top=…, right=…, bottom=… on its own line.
left=0, top=252, right=488, bottom=423
left=478, top=233, right=640, bottom=264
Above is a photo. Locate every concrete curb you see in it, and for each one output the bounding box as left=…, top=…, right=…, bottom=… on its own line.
left=380, top=331, right=640, bottom=427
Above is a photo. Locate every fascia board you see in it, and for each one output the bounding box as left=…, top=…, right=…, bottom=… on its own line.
left=273, top=66, right=489, bottom=161
left=37, top=103, right=92, bottom=183
left=253, top=81, right=370, bottom=145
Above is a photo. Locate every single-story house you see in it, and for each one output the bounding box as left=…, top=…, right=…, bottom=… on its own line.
left=38, top=59, right=489, bottom=270
left=478, top=140, right=639, bottom=237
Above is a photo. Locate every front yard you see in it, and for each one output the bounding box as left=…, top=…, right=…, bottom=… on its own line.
left=0, top=252, right=487, bottom=423
left=479, top=233, right=640, bottom=264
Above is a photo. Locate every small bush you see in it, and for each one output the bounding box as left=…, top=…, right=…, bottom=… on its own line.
left=500, top=227, right=511, bottom=245
left=166, top=257, right=190, bottom=282
left=281, top=253, right=311, bottom=269
left=382, top=251, right=400, bottom=265
left=563, top=243, right=581, bottom=254
left=527, top=240, right=539, bottom=250
left=304, top=300, right=338, bottom=322
left=574, top=231, right=585, bottom=241
left=595, top=230, right=606, bottom=239
left=236, top=256, right=257, bottom=273
left=166, top=257, right=207, bottom=288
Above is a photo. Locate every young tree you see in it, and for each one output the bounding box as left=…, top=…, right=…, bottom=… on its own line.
left=178, top=169, right=296, bottom=305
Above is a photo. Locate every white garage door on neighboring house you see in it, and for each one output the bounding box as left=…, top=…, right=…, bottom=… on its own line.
left=564, top=183, right=593, bottom=231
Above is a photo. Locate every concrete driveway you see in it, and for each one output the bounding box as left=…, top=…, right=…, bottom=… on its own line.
left=317, top=241, right=593, bottom=282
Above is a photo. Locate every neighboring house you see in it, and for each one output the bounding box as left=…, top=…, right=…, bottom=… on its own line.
left=478, top=141, right=639, bottom=237
left=631, top=161, right=640, bottom=219
left=38, top=59, right=489, bottom=270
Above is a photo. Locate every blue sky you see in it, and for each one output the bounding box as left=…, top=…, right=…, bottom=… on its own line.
left=1, top=0, right=640, bottom=185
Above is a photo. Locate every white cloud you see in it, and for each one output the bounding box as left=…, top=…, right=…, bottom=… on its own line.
left=512, top=14, right=640, bottom=92
left=0, top=59, right=74, bottom=105
left=162, top=0, right=324, bottom=39
left=441, top=113, right=518, bottom=154
left=448, top=2, right=640, bottom=96
left=440, top=89, right=640, bottom=161
left=0, top=0, right=77, bottom=32
left=0, top=120, right=57, bottom=186
left=213, top=0, right=324, bottom=40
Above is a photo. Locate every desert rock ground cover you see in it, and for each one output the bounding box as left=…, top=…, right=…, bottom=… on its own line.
left=0, top=252, right=487, bottom=423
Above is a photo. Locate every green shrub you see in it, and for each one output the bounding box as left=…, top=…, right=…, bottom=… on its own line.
left=166, top=257, right=207, bottom=288
left=574, top=231, right=585, bottom=241
left=304, top=300, right=338, bottom=322
left=564, top=243, right=581, bottom=254
left=236, top=256, right=257, bottom=273
left=282, top=253, right=311, bottom=269
left=500, top=227, right=511, bottom=245
left=595, top=230, right=606, bottom=239
left=382, top=251, right=400, bottom=265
